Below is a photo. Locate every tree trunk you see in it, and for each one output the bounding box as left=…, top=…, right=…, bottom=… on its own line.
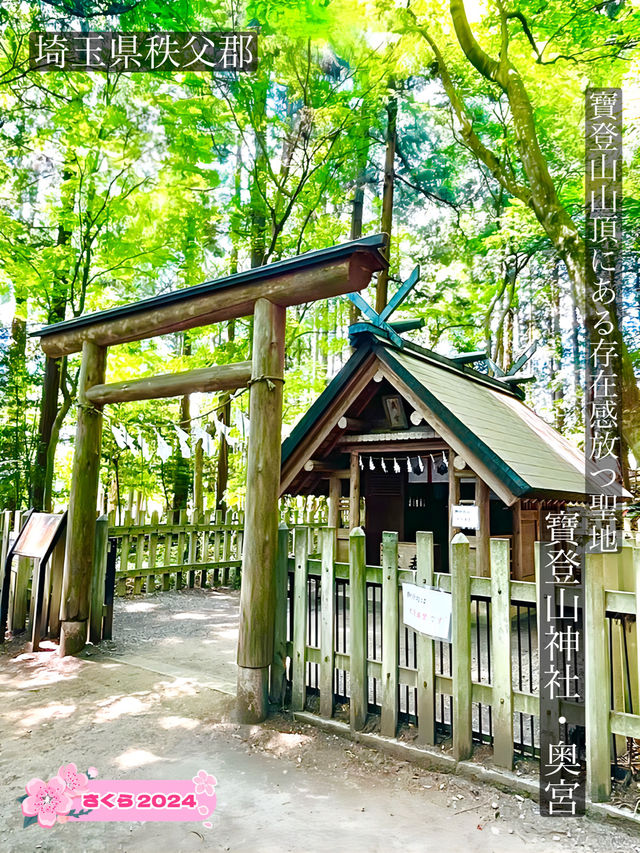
left=172, top=391, right=191, bottom=520
left=569, top=275, right=581, bottom=400
left=215, top=394, right=230, bottom=512
left=33, top=356, right=62, bottom=511
left=349, top=114, right=370, bottom=327
left=376, top=93, right=397, bottom=314
left=214, top=140, right=243, bottom=513
left=550, top=264, right=565, bottom=432
left=172, top=333, right=192, bottom=520
left=193, top=436, right=204, bottom=517
left=250, top=78, right=269, bottom=269
left=350, top=103, right=370, bottom=242
left=505, top=307, right=513, bottom=370
left=44, top=370, right=74, bottom=512
left=6, top=294, right=28, bottom=510
left=33, top=218, right=70, bottom=511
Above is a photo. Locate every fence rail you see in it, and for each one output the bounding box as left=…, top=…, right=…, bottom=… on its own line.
left=280, top=524, right=640, bottom=806
left=107, top=509, right=244, bottom=596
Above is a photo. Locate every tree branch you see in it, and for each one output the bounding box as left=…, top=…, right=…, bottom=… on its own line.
left=409, top=16, right=531, bottom=204
left=505, top=12, right=542, bottom=60
left=449, top=0, right=501, bottom=83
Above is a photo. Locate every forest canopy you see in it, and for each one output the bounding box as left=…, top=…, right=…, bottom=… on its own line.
left=1, top=0, right=639, bottom=516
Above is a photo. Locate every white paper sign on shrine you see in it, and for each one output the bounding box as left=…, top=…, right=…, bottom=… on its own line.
left=402, top=583, right=452, bottom=642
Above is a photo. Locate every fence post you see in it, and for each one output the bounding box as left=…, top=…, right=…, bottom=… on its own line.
left=89, top=516, right=109, bottom=644
left=236, top=511, right=244, bottom=572
left=0, top=510, right=10, bottom=594
left=146, top=510, right=159, bottom=593
left=48, top=529, right=65, bottom=640
left=585, top=551, right=611, bottom=802
left=187, top=514, right=197, bottom=589
left=162, top=526, right=172, bottom=591
left=117, top=509, right=131, bottom=596
left=176, top=509, right=188, bottom=590
left=213, top=509, right=222, bottom=585
left=11, top=511, right=29, bottom=633
left=222, top=509, right=232, bottom=585
left=29, top=554, right=49, bottom=652
left=381, top=531, right=398, bottom=738
left=416, top=531, right=436, bottom=746
left=320, top=526, right=336, bottom=718
left=291, top=526, right=309, bottom=711
left=133, top=510, right=146, bottom=594
left=451, top=532, right=472, bottom=761
left=490, top=537, right=513, bottom=769
left=304, top=504, right=314, bottom=554
left=270, top=523, right=289, bottom=705
left=198, top=513, right=208, bottom=588
left=349, top=527, right=367, bottom=731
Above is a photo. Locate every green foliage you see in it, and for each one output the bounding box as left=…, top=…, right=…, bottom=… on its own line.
left=0, top=0, right=639, bottom=511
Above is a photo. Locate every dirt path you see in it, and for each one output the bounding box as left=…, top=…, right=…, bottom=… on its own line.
left=1, top=588, right=639, bottom=852
left=100, top=587, right=240, bottom=694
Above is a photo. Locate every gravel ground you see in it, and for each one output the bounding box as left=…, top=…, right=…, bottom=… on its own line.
left=1, top=587, right=639, bottom=852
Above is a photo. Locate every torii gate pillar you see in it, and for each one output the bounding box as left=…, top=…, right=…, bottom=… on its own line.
left=59, top=340, right=106, bottom=655
left=236, top=298, right=286, bottom=722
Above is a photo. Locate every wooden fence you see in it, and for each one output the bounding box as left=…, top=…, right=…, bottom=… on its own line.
left=0, top=499, right=330, bottom=643
left=107, top=508, right=245, bottom=596
left=105, top=501, right=328, bottom=595
left=4, top=504, right=640, bottom=805
left=278, top=525, right=640, bottom=804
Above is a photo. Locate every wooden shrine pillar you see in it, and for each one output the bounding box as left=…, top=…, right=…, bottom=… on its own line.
left=328, top=476, right=341, bottom=530
left=512, top=500, right=522, bottom=579
left=237, top=298, right=286, bottom=723
left=349, top=451, right=360, bottom=529
left=448, top=451, right=460, bottom=538
left=59, top=340, right=106, bottom=656
left=476, top=478, right=490, bottom=577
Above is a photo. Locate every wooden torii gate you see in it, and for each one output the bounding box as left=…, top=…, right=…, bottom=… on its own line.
left=33, top=235, right=388, bottom=722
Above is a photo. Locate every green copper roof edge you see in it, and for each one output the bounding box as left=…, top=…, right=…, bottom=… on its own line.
left=376, top=347, right=531, bottom=498
left=349, top=326, right=524, bottom=400
left=280, top=341, right=375, bottom=468
left=401, top=339, right=526, bottom=400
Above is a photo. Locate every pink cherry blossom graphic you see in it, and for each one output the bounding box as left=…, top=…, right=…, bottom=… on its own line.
left=87, top=766, right=98, bottom=779
left=58, top=763, right=89, bottom=798
left=22, top=776, right=73, bottom=828
left=192, top=770, right=217, bottom=797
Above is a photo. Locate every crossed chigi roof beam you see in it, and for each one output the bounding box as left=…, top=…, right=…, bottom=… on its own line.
left=348, top=265, right=538, bottom=387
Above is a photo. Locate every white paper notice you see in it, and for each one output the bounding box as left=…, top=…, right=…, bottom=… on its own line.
left=451, top=504, right=480, bottom=530
left=402, top=583, right=452, bottom=642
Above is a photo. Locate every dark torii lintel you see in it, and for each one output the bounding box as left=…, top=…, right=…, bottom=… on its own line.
left=34, top=234, right=389, bottom=358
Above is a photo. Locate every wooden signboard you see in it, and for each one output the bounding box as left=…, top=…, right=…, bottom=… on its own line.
left=13, top=513, right=65, bottom=560
left=0, top=511, right=67, bottom=650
